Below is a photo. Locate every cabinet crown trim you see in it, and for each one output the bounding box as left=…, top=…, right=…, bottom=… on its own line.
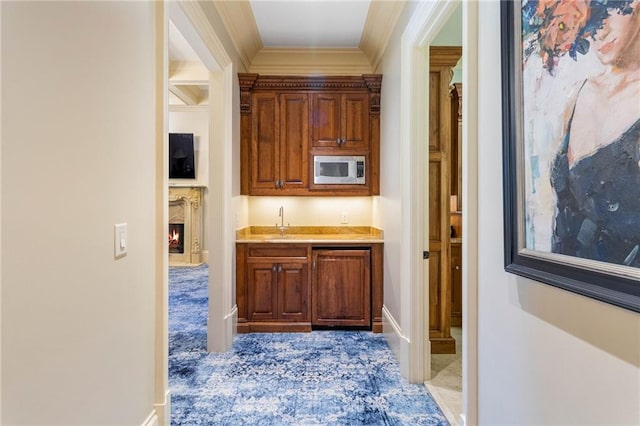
left=238, top=73, right=382, bottom=92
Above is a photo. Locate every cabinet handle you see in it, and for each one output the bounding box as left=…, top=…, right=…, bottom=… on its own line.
left=274, top=180, right=284, bottom=189
left=455, top=266, right=460, bottom=270
left=272, top=265, right=277, bottom=272
left=336, top=138, right=341, bottom=146
left=278, top=265, right=283, bottom=272
left=312, top=260, right=316, bottom=270
left=340, top=138, right=346, bottom=146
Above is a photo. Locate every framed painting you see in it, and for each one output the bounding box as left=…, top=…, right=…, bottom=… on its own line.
left=501, top=0, right=640, bottom=312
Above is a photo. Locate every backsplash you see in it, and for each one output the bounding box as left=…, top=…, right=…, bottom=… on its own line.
left=247, top=196, right=374, bottom=227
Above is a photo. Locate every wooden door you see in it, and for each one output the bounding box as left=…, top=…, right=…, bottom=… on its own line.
left=278, top=262, right=309, bottom=321
left=311, top=93, right=341, bottom=148
left=251, top=92, right=279, bottom=192
left=428, top=47, right=461, bottom=354
left=312, top=249, right=371, bottom=327
left=341, top=93, right=369, bottom=149
left=246, top=261, right=278, bottom=321
left=279, top=93, right=309, bottom=191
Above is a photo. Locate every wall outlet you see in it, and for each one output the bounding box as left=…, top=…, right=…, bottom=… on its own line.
left=340, top=211, right=349, bottom=224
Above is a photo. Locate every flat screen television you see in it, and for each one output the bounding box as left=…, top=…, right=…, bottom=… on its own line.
left=169, top=133, right=196, bottom=179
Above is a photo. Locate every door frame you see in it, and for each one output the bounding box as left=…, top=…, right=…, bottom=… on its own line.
left=403, top=1, right=479, bottom=423
left=156, top=1, right=236, bottom=423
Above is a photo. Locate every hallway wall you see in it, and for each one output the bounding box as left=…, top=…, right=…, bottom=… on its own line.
left=476, top=2, right=640, bottom=424
left=1, top=2, right=159, bottom=423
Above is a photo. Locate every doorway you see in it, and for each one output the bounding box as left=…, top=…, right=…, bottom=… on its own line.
left=158, top=1, right=237, bottom=423
left=402, top=1, right=479, bottom=425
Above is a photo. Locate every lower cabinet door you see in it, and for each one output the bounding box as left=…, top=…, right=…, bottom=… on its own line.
left=312, top=249, right=371, bottom=327
left=247, top=262, right=278, bottom=321
left=278, top=262, right=310, bottom=321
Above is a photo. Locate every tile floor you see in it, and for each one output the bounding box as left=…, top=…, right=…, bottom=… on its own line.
left=425, top=327, right=462, bottom=426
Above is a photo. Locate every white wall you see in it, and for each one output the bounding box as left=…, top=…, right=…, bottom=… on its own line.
left=476, top=2, right=640, bottom=424
left=1, top=2, right=158, bottom=424
left=377, top=1, right=420, bottom=355
left=247, top=196, right=373, bottom=227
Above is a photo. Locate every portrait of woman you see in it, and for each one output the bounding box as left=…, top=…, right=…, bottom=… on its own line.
left=521, top=0, right=640, bottom=268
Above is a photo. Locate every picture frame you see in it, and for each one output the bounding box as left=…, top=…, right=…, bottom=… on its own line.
left=500, top=0, right=640, bottom=313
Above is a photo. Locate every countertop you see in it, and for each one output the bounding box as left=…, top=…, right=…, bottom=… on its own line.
left=236, top=226, right=384, bottom=244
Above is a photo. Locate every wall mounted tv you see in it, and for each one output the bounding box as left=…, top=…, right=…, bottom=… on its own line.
left=169, top=133, right=196, bottom=179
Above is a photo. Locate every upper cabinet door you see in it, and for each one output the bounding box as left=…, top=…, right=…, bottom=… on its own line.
left=279, top=93, right=309, bottom=190
left=251, top=93, right=279, bottom=192
left=311, top=93, right=369, bottom=150
left=341, top=93, right=369, bottom=149
left=311, top=93, right=341, bottom=148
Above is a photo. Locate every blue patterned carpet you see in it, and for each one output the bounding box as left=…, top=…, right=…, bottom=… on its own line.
left=169, top=264, right=448, bottom=425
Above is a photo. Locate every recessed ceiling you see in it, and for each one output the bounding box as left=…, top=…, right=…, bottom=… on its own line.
left=249, top=0, right=371, bottom=48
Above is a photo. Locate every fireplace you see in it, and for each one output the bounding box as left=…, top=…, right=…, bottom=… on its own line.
left=168, top=223, right=185, bottom=253
left=169, top=186, right=204, bottom=265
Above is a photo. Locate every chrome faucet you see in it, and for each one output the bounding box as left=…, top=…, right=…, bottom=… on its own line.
left=276, top=205, right=290, bottom=237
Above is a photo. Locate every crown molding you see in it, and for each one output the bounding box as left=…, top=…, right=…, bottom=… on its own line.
left=249, top=48, right=373, bottom=76
left=213, top=0, right=262, bottom=71
left=360, top=0, right=406, bottom=72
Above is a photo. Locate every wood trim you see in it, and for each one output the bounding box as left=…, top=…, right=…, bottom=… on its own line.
left=430, top=46, right=462, bottom=68
left=237, top=322, right=312, bottom=333
left=372, top=243, right=384, bottom=333
left=238, top=73, right=380, bottom=92
left=236, top=243, right=247, bottom=322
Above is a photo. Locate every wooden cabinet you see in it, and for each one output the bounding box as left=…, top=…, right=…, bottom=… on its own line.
left=249, top=92, right=309, bottom=195
left=312, top=249, right=371, bottom=327
left=236, top=242, right=383, bottom=333
left=247, top=261, right=309, bottom=322
left=311, top=93, right=369, bottom=150
left=450, top=241, right=462, bottom=327
left=239, top=74, right=381, bottom=196
left=238, top=244, right=311, bottom=332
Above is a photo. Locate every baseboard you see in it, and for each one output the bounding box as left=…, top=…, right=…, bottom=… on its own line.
left=152, top=390, right=171, bottom=426
left=382, top=305, right=410, bottom=377
left=225, top=305, right=238, bottom=348
left=141, top=410, right=159, bottom=426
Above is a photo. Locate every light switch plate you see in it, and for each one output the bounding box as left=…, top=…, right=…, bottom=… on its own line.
left=114, top=223, right=128, bottom=259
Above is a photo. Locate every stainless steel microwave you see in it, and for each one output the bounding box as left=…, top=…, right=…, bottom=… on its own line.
left=313, top=155, right=365, bottom=184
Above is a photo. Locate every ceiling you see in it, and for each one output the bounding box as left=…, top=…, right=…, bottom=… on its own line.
left=249, top=0, right=370, bottom=48
left=168, top=1, right=463, bottom=106
left=168, top=0, right=407, bottom=106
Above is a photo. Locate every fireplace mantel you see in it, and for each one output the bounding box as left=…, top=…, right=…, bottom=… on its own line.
left=169, top=186, right=204, bottom=265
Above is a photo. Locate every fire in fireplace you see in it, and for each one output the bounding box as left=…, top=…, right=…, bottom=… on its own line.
left=168, top=223, right=185, bottom=254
